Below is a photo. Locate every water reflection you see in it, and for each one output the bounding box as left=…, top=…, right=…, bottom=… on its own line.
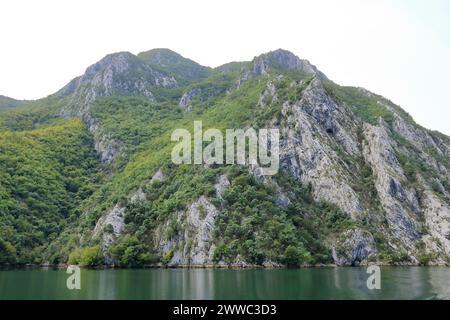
left=1, top=267, right=450, bottom=300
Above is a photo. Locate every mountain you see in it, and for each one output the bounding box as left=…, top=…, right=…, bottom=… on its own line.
left=0, top=95, right=22, bottom=110
left=137, top=48, right=212, bottom=82
left=0, top=48, right=449, bottom=267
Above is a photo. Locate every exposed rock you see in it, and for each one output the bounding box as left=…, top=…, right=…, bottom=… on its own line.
left=299, top=79, right=360, bottom=156
left=74, top=111, right=122, bottom=164
left=94, top=132, right=122, bottom=164
left=179, top=88, right=201, bottom=109
left=214, top=174, right=230, bottom=200
left=332, top=228, right=377, bottom=266
left=130, top=188, right=146, bottom=203
left=420, top=176, right=450, bottom=256
left=156, top=196, right=219, bottom=265
left=362, top=122, right=421, bottom=246
left=279, top=91, right=363, bottom=218
left=59, top=52, right=178, bottom=164
left=275, top=192, right=291, bottom=208
left=93, top=204, right=125, bottom=250
left=392, top=113, right=439, bottom=152
left=258, top=81, right=278, bottom=108
left=253, top=49, right=326, bottom=78
left=262, top=260, right=284, bottom=268
left=60, top=52, right=175, bottom=115
left=151, top=168, right=165, bottom=182
left=238, top=49, right=326, bottom=87
left=93, top=167, right=167, bottom=255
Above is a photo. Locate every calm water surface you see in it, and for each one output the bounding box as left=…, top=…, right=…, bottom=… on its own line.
left=1, top=267, right=450, bottom=300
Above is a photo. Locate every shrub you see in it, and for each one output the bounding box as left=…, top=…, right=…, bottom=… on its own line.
left=68, top=246, right=103, bottom=267
left=104, top=224, right=114, bottom=234
left=284, top=245, right=312, bottom=267
left=0, top=238, right=17, bottom=264
left=109, top=235, right=153, bottom=266
left=418, top=252, right=435, bottom=266
left=162, top=250, right=174, bottom=265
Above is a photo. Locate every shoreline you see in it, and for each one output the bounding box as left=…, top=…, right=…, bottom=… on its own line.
left=1, top=261, right=449, bottom=270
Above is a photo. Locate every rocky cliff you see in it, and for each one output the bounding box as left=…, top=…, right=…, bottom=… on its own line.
left=1, top=48, right=448, bottom=267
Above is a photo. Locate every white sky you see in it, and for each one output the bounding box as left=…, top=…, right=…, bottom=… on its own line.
left=1, top=0, right=449, bottom=134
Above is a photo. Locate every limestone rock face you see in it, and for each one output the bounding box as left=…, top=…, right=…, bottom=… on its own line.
left=61, top=52, right=176, bottom=115
left=279, top=80, right=363, bottom=219
left=59, top=52, right=178, bottom=163
left=238, top=49, right=326, bottom=87
left=332, top=229, right=377, bottom=266
left=253, top=49, right=326, bottom=78
left=73, top=49, right=449, bottom=267
left=156, top=196, right=220, bottom=265
left=214, top=174, right=230, bottom=200
left=93, top=204, right=125, bottom=250
left=179, top=88, right=201, bottom=110
left=272, top=74, right=449, bottom=263
left=421, top=178, right=450, bottom=256
left=362, top=122, right=421, bottom=247
left=130, top=189, right=146, bottom=204
left=151, top=168, right=165, bottom=182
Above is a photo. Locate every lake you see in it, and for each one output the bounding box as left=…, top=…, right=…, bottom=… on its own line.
left=1, top=267, right=449, bottom=300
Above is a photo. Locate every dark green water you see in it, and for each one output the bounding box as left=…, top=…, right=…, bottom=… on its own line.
left=1, top=267, right=449, bottom=300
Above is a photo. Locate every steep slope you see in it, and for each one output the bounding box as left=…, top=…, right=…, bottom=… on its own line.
left=55, top=51, right=184, bottom=164
left=59, top=51, right=179, bottom=116
left=0, top=48, right=449, bottom=267
left=0, top=118, right=102, bottom=264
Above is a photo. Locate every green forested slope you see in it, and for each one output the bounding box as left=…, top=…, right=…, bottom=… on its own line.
left=0, top=117, right=101, bottom=264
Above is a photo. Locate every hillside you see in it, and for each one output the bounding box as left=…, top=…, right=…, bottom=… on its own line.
left=0, top=95, right=22, bottom=110
left=0, top=48, right=449, bottom=267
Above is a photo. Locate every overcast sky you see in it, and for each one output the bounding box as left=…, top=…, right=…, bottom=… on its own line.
left=1, top=0, right=449, bottom=134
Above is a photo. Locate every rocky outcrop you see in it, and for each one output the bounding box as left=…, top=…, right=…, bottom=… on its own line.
left=93, top=168, right=165, bottom=251
left=238, top=49, right=326, bottom=87
left=362, top=122, right=421, bottom=247
left=59, top=52, right=178, bottom=164
left=130, top=188, right=146, bottom=203
left=258, top=81, right=278, bottom=108
left=60, top=52, right=176, bottom=115
left=214, top=174, right=230, bottom=200
left=332, top=228, right=377, bottom=266
left=420, top=176, right=450, bottom=256
left=299, top=79, right=360, bottom=156
left=253, top=49, right=326, bottom=78
left=151, top=168, right=165, bottom=182
left=279, top=80, right=363, bottom=219
left=156, top=196, right=219, bottom=265
left=83, top=113, right=122, bottom=163
left=93, top=204, right=125, bottom=250
left=179, top=88, right=201, bottom=110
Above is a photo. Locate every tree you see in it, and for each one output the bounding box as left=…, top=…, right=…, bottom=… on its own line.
left=0, top=238, right=16, bottom=264
left=284, top=245, right=312, bottom=267
left=68, top=246, right=103, bottom=267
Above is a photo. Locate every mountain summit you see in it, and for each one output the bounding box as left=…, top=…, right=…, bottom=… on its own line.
left=138, top=48, right=211, bottom=82
left=252, top=49, right=326, bottom=78
left=0, top=48, right=449, bottom=267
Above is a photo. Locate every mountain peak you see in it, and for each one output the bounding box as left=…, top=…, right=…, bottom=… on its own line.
left=137, top=48, right=211, bottom=82
left=253, top=49, right=326, bottom=79
left=138, top=48, right=186, bottom=64
left=84, top=51, right=136, bottom=77
left=59, top=50, right=178, bottom=117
